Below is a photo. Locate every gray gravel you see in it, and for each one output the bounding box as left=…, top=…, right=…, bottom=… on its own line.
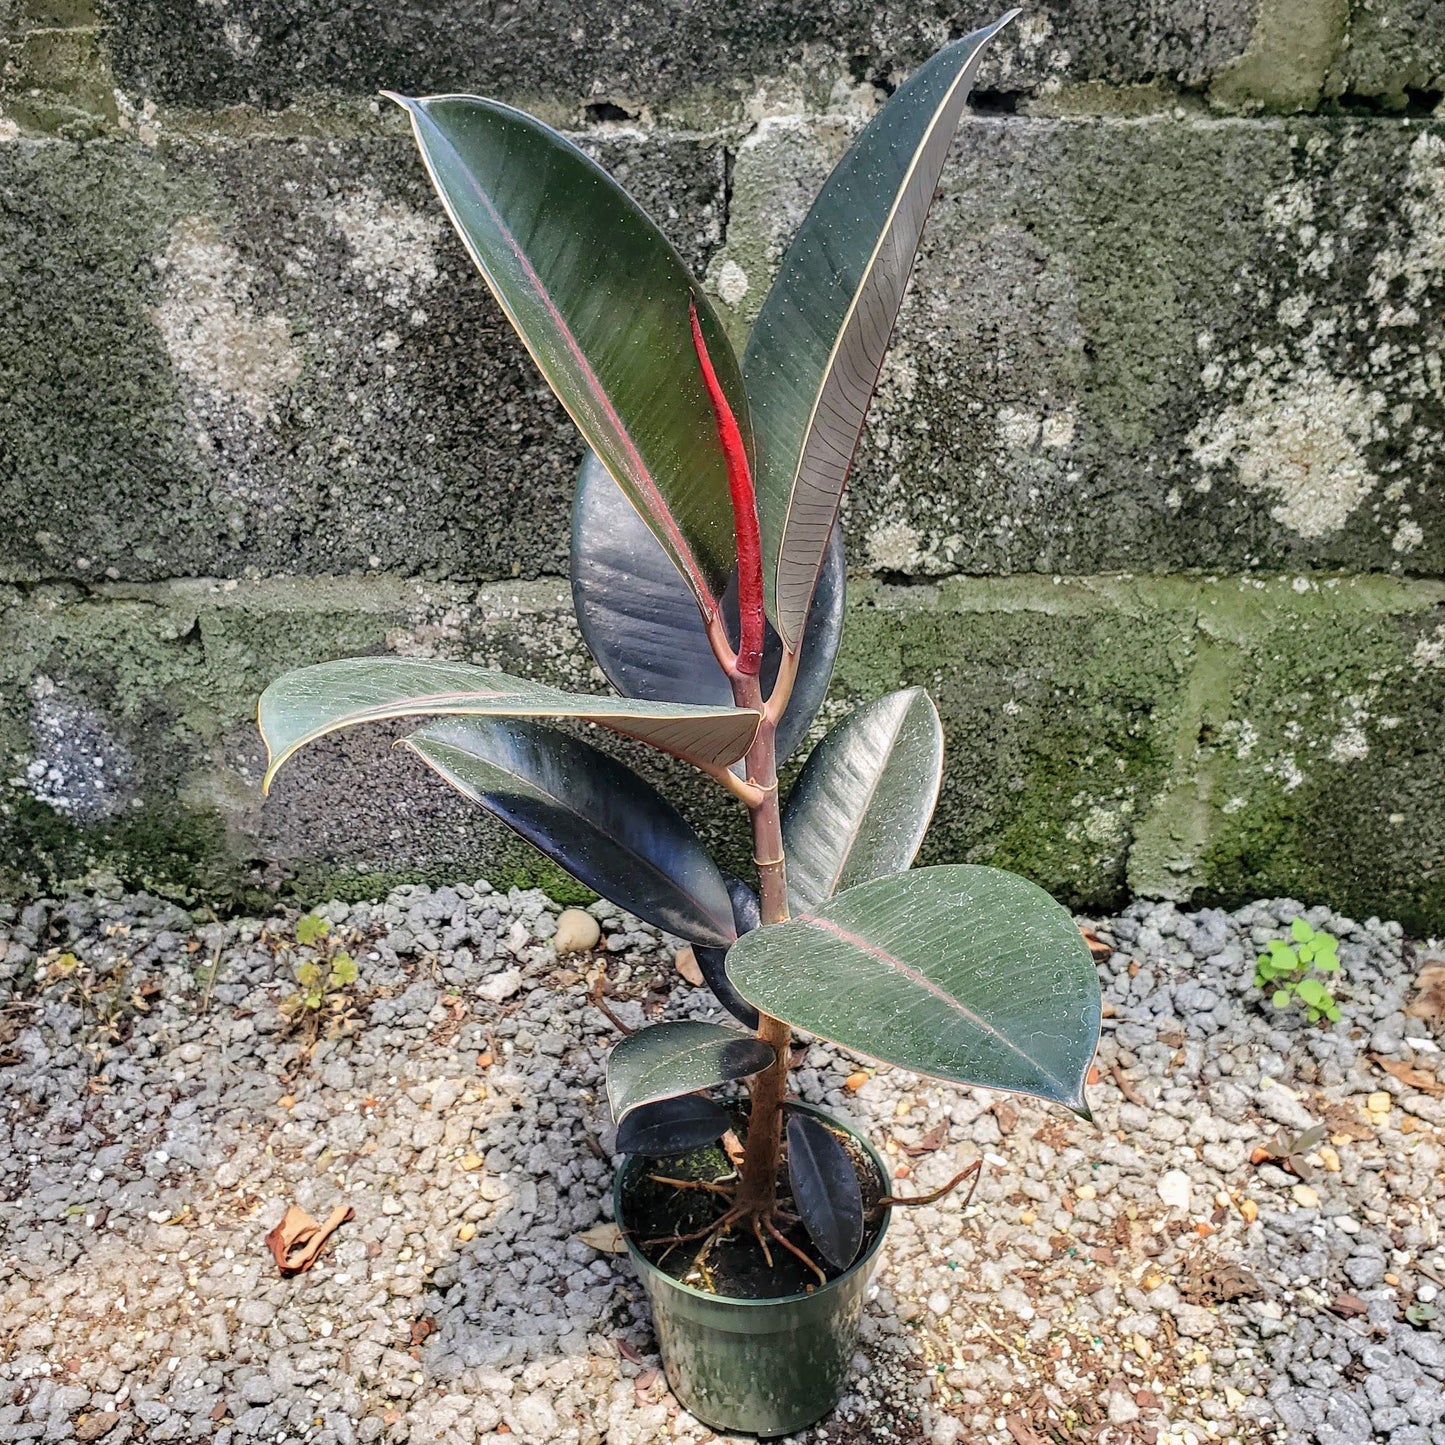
left=1, top=879, right=1442, bottom=1445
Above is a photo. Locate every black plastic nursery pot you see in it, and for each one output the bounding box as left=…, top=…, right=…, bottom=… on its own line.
left=614, top=1102, right=891, bottom=1438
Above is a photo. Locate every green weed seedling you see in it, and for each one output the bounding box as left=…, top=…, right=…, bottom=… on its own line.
left=1255, top=918, right=1342, bottom=1024
left=281, top=912, right=359, bottom=1027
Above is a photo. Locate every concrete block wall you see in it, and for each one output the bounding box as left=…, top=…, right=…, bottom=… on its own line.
left=2, top=1, right=1443, bottom=929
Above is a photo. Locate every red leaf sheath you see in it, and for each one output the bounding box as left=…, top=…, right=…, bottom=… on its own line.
left=689, top=301, right=763, bottom=675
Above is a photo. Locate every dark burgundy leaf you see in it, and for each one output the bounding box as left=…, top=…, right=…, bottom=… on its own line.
left=786, top=1111, right=864, bottom=1271
left=571, top=453, right=844, bottom=763
left=614, top=1094, right=731, bottom=1156
left=694, top=880, right=762, bottom=1029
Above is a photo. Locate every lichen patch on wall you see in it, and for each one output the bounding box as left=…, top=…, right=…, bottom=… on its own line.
left=331, top=188, right=443, bottom=309
left=1368, top=132, right=1445, bottom=310
left=1188, top=367, right=1383, bottom=538
left=152, top=216, right=302, bottom=424
left=24, top=678, right=136, bottom=823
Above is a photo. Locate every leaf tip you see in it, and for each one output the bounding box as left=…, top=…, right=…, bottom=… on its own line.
left=379, top=89, right=417, bottom=113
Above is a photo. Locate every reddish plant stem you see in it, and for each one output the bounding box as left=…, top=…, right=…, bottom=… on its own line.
left=689, top=301, right=764, bottom=675
left=729, top=669, right=792, bottom=1217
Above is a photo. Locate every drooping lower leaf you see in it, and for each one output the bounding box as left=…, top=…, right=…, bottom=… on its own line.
left=786, top=1111, right=864, bottom=1271
left=391, top=93, right=749, bottom=615
left=607, top=1020, right=775, bottom=1122
left=570, top=452, right=844, bottom=762
left=694, top=879, right=763, bottom=1029
left=402, top=716, right=736, bottom=947
left=783, top=688, right=943, bottom=914
left=726, top=866, right=1101, bottom=1116
left=615, top=1094, right=731, bottom=1157
left=258, top=656, right=760, bottom=787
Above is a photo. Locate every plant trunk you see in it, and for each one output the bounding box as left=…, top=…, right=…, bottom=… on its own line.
left=730, top=688, right=792, bottom=1218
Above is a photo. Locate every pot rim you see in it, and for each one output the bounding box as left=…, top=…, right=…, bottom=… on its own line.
left=613, top=1099, right=892, bottom=1310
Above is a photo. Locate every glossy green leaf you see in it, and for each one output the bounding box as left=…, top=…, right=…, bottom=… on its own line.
left=402, top=716, right=736, bottom=947
left=615, top=1095, right=731, bottom=1157
left=726, top=865, right=1100, bottom=1115
left=607, top=1020, right=775, bottom=1122
left=743, top=12, right=1016, bottom=646
left=570, top=451, right=845, bottom=762
left=786, top=1111, right=864, bottom=1271
left=391, top=92, right=748, bottom=613
left=783, top=688, right=943, bottom=914
left=259, top=657, right=760, bottom=787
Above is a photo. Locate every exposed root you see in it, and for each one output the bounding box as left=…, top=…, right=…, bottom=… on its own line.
left=878, top=1158, right=984, bottom=1209
left=637, top=1165, right=860, bottom=1289
left=767, top=1218, right=827, bottom=1285
left=751, top=1215, right=774, bottom=1269
left=646, top=1173, right=735, bottom=1196
left=639, top=1202, right=743, bottom=1251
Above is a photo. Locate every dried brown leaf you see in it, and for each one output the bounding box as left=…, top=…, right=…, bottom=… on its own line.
left=1330, top=1292, right=1370, bottom=1318
left=673, top=947, right=705, bottom=987
left=898, top=1121, right=948, bottom=1157
left=573, top=1222, right=626, bottom=1254
left=1406, top=962, right=1445, bottom=1023
left=264, top=1202, right=354, bottom=1277
left=1373, top=1055, right=1443, bottom=1096
left=1320, top=1102, right=1375, bottom=1142
left=75, top=1414, right=121, bottom=1442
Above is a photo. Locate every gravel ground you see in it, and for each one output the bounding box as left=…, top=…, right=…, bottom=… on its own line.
left=1, top=879, right=1443, bottom=1445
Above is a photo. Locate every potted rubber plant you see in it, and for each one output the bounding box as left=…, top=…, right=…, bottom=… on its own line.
left=258, top=9, right=1100, bottom=1435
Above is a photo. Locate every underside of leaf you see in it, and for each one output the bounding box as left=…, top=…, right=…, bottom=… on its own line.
left=258, top=656, right=760, bottom=788
left=402, top=715, right=737, bottom=947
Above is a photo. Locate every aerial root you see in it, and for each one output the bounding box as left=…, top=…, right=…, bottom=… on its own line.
left=766, top=1218, right=827, bottom=1285
left=645, top=1174, right=735, bottom=1195
left=877, top=1158, right=984, bottom=1210
left=751, top=1215, right=774, bottom=1269
left=639, top=1202, right=744, bottom=1251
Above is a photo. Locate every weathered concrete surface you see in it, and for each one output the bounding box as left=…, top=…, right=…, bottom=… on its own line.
left=4, top=0, right=1444, bottom=927
left=715, top=113, right=1445, bottom=580
left=0, top=131, right=728, bottom=584
left=95, top=0, right=1263, bottom=118
left=1329, top=0, right=1445, bottom=110
left=4, top=576, right=1443, bottom=930
left=6, top=117, right=1443, bottom=587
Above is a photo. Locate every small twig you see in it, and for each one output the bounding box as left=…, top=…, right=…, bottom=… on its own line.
left=199, top=939, right=223, bottom=1016
left=1110, top=1061, right=1146, bottom=1108
left=589, top=969, right=635, bottom=1036
left=878, top=1159, right=984, bottom=1209
left=646, top=1174, right=736, bottom=1196
left=767, top=1219, right=827, bottom=1285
